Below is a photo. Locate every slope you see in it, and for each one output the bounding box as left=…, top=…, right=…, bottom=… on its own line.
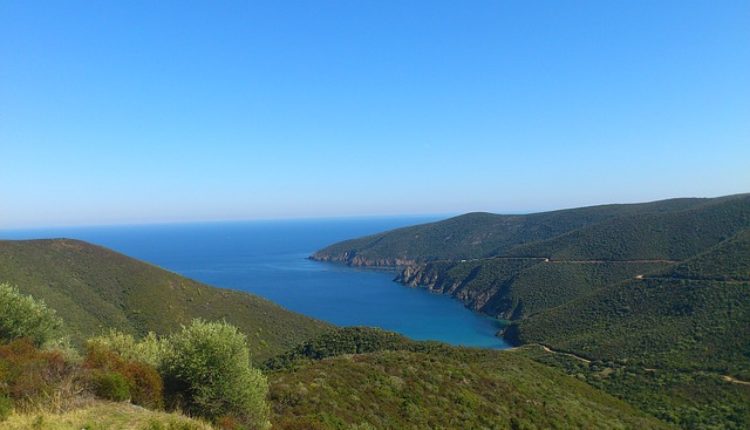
left=0, top=239, right=330, bottom=361
left=312, top=195, right=737, bottom=265
left=266, top=330, right=671, bottom=429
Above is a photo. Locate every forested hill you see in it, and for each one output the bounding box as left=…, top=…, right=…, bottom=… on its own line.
left=312, top=193, right=749, bottom=265
left=0, top=239, right=330, bottom=361
left=313, top=193, right=750, bottom=322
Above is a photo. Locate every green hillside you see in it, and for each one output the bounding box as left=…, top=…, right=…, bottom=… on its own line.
left=315, top=193, right=750, bottom=323
left=508, top=277, right=750, bottom=377
left=399, top=258, right=670, bottom=319
left=662, top=228, right=750, bottom=281
left=506, top=194, right=750, bottom=260
left=501, top=230, right=750, bottom=428
left=267, top=335, right=670, bottom=429
left=312, top=193, right=750, bottom=428
left=0, top=239, right=330, bottom=361
left=312, top=196, right=736, bottom=265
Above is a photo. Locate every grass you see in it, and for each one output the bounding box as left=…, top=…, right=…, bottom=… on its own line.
left=3, top=401, right=214, bottom=430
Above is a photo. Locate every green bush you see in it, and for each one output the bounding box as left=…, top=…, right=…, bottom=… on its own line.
left=84, top=343, right=164, bottom=409
left=0, top=394, right=12, bottom=422
left=92, top=371, right=130, bottom=402
left=87, top=330, right=169, bottom=368
left=163, top=320, right=270, bottom=429
left=0, top=283, right=63, bottom=346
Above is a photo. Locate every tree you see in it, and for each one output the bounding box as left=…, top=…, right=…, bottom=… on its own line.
left=0, top=283, right=62, bottom=346
left=162, top=319, right=270, bottom=429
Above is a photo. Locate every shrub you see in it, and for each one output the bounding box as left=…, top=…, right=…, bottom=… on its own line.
left=84, top=343, right=164, bottom=408
left=0, top=283, right=63, bottom=346
left=87, top=330, right=169, bottom=368
left=0, top=338, right=77, bottom=412
left=91, top=371, right=130, bottom=401
left=0, top=394, right=12, bottom=421
left=163, top=320, right=270, bottom=429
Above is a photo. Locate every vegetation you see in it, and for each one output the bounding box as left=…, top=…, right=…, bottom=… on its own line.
left=313, top=193, right=750, bottom=428
left=162, top=320, right=270, bottom=429
left=0, top=283, right=63, bottom=346
left=506, top=195, right=750, bottom=260
left=517, top=345, right=750, bottom=429
left=0, top=239, right=331, bottom=361
left=662, top=229, right=750, bottom=281
left=264, top=327, right=443, bottom=370
left=84, top=342, right=164, bottom=409
left=2, top=401, right=214, bottom=429
left=3, top=194, right=750, bottom=428
left=313, top=195, right=746, bottom=264
left=267, top=345, right=671, bottom=429
left=509, top=277, right=750, bottom=377
left=400, top=258, right=670, bottom=319
left=0, top=320, right=270, bottom=429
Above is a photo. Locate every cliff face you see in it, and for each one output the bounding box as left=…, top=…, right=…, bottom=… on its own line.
left=397, top=263, right=511, bottom=317
left=310, top=251, right=418, bottom=268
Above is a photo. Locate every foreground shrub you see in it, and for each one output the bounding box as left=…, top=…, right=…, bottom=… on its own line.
left=91, top=371, right=130, bottom=401
left=163, top=320, right=270, bottom=429
left=0, top=338, right=77, bottom=412
left=84, top=343, right=164, bottom=409
left=0, top=283, right=62, bottom=346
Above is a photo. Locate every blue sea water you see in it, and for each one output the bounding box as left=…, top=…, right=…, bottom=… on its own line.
left=0, top=218, right=509, bottom=349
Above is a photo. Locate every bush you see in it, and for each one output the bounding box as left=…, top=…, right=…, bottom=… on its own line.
left=163, top=320, right=270, bottom=429
left=87, top=330, right=169, bottom=368
left=0, top=394, right=12, bottom=421
left=0, top=338, right=77, bottom=412
left=91, top=371, right=130, bottom=401
left=84, top=343, right=164, bottom=408
left=0, top=283, right=63, bottom=346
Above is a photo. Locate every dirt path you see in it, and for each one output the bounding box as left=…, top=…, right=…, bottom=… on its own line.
left=452, top=256, right=680, bottom=265
left=539, top=345, right=592, bottom=364
left=722, top=375, right=750, bottom=386
left=530, top=345, right=750, bottom=386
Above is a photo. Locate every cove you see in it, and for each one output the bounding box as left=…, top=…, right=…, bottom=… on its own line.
left=1, top=217, right=509, bottom=349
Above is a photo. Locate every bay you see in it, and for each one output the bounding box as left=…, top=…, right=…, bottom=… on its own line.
left=1, top=217, right=508, bottom=349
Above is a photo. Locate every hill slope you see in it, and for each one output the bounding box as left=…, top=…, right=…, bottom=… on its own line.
left=266, top=330, right=671, bottom=429
left=508, top=228, right=750, bottom=378
left=0, top=239, right=330, bottom=361
left=312, top=195, right=743, bottom=265
left=317, top=193, right=750, bottom=322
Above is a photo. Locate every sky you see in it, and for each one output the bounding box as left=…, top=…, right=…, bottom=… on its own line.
left=1, top=1, right=749, bottom=228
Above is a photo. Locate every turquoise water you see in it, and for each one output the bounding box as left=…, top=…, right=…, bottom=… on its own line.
left=1, top=218, right=509, bottom=349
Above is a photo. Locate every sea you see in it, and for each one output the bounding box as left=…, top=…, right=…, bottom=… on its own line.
left=0, top=217, right=509, bottom=349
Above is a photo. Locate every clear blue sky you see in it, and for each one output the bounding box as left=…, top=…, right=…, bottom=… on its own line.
left=2, top=1, right=749, bottom=228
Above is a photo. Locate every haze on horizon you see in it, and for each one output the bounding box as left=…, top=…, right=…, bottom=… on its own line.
left=2, top=1, right=749, bottom=229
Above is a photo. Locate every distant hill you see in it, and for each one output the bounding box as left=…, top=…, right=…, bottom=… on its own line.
left=312, top=195, right=746, bottom=265
left=0, top=239, right=331, bottom=361
left=266, top=329, right=670, bottom=430
left=317, top=193, right=750, bottom=321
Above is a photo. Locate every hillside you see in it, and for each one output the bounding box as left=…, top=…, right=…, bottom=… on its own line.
left=314, top=194, right=750, bottom=321
left=508, top=228, right=750, bottom=378
left=266, top=331, right=671, bottom=429
left=398, top=258, right=671, bottom=319
left=0, top=239, right=330, bottom=361
left=312, top=196, right=738, bottom=265
left=311, top=194, right=750, bottom=428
